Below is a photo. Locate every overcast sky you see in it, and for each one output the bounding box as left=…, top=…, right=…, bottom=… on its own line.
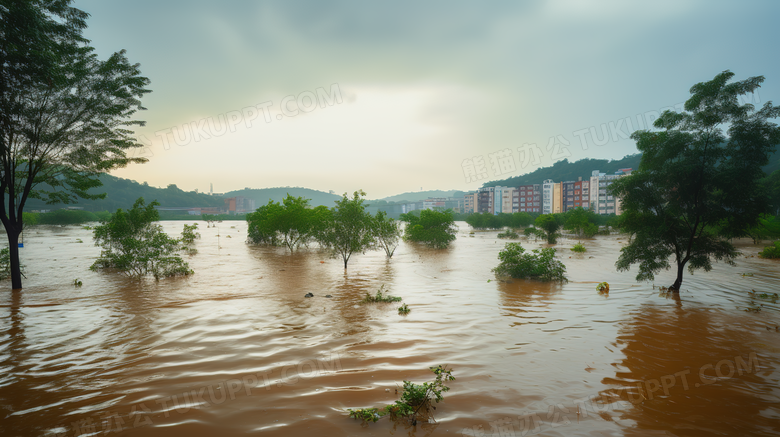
left=74, top=0, right=780, bottom=198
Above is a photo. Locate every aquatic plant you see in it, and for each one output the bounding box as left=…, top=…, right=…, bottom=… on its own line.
left=492, top=243, right=567, bottom=282
left=362, top=285, right=402, bottom=303
left=348, top=365, right=455, bottom=426
left=571, top=242, right=587, bottom=253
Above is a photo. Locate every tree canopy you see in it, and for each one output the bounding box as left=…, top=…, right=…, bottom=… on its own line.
left=611, top=71, right=780, bottom=291
left=401, top=209, right=457, bottom=249
left=0, top=0, right=150, bottom=289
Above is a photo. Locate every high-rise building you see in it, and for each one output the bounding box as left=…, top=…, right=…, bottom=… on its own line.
left=542, top=179, right=555, bottom=214
left=477, top=187, right=494, bottom=214
left=573, top=178, right=590, bottom=209
left=553, top=182, right=563, bottom=213
left=590, top=169, right=632, bottom=215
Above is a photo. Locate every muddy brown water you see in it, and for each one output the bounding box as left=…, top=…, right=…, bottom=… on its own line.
left=1, top=221, right=779, bottom=436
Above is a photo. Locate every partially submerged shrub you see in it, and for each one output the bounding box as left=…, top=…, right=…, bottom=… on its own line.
left=362, top=285, right=402, bottom=303
left=758, top=241, right=780, bottom=259
left=348, top=365, right=455, bottom=426
left=497, top=230, right=519, bottom=239
left=571, top=242, right=587, bottom=253
left=398, top=303, right=410, bottom=314
left=492, top=243, right=567, bottom=282
left=181, top=223, right=201, bottom=246
left=596, top=282, right=609, bottom=293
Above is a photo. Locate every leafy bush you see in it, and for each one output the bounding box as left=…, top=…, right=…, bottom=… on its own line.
left=91, top=198, right=193, bottom=280
left=758, top=241, right=780, bottom=259
left=497, top=230, right=519, bottom=239
left=401, top=209, right=457, bottom=249
left=571, top=242, right=587, bottom=253
left=492, top=243, right=567, bottom=282
left=348, top=365, right=455, bottom=426
left=398, top=303, right=410, bottom=314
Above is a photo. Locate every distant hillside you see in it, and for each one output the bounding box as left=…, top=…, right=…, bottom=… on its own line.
left=377, top=190, right=467, bottom=203
left=23, top=174, right=223, bottom=212
left=222, top=187, right=342, bottom=208
left=483, top=155, right=642, bottom=188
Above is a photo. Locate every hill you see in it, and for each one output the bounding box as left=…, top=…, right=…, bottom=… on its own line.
left=23, top=174, right=223, bottom=212
left=484, top=149, right=780, bottom=188
left=483, top=155, right=642, bottom=188
left=222, top=187, right=342, bottom=208
left=377, top=190, right=466, bottom=203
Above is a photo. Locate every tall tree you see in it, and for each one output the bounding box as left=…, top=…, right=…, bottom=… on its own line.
left=0, top=1, right=151, bottom=289
left=372, top=210, right=402, bottom=258
left=319, top=190, right=374, bottom=269
left=611, top=71, right=780, bottom=291
left=246, top=195, right=329, bottom=252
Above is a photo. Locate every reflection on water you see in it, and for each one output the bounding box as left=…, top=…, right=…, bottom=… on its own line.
left=0, top=222, right=778, bottom=436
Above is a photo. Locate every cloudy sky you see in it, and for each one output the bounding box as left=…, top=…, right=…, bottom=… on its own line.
left=74, top=0, right=780, bottom=199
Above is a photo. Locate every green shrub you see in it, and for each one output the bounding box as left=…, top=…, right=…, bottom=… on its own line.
left=401, top=209, right=457, bottom=249
left=571, top=242, right=587, bottom=253
left=758, top=241, right=780, bottom=259
left=181, top=223, right=201, bottom=246
left=91, top=198, right=193, bottom=280
left=492, top=243, right=567, bottom=282
left=348, top=365, right=455, bottom=426
left=497, top=230, right=519, bottom=239
left=362, top=285, right=402, bottom=303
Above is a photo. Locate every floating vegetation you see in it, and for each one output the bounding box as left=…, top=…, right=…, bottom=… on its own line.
left=74, top=279, right=82, bottom=287
left=398, top=303, right=410, bottom=314
left=347, top=365, right=454, bottom=426
left=362, top=285, right=402, bottom=303
left=596, top=282, right=609, bottom=293
left=741, top=273, right=754, bottom=277
left=749, top=290, right=778, bottom=303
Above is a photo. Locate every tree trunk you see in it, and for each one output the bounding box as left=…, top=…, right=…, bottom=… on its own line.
left=7, top=228, right=23, bottom=290
left=669, top=262, right=684, bottom=292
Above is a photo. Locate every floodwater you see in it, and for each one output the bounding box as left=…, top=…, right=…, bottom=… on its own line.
left=1, top=221, right=779, bottom=437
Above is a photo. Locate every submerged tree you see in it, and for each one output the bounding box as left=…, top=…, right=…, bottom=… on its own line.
left=611, top=71, right=780, bottom=291
left=0, top=1, right=151, bottom=289
left=533, top=214, right=563, bottom=244
left=246, top=195, right=329, bottom=252
left=91, top=198, right=192, bottom=279
left=401, top=209, right=457, bottom=249
left=319, top=190, right=374, bottom=269
left=372, top=211, right=402, bottom=258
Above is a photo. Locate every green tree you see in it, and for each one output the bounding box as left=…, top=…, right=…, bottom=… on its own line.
left=319, top=190, right=374, bottom=269
left=91, top=198, right=192, bottom=279
left=611, top=71, right=780, bottom=291
left=0, top=1, right=150, bottom=289
left=534, top=214, right=563, bottom=244
left=372, top=210, right=402, bottom=258
left=246, top=195, right=329, bottom=252
left=564, top=207, right=598, bottom=238
left=401, top=209, right=457, bottom=249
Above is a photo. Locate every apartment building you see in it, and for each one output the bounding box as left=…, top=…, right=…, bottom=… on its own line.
left=477, top=187, right=494, bottom=214
left=542, top=179, right=555, bottom=214
left=513, top=184, right=541, bottom=213
left=573, top=179, right=590, bottom=209
left=590, top=168, right=632, bottom=215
